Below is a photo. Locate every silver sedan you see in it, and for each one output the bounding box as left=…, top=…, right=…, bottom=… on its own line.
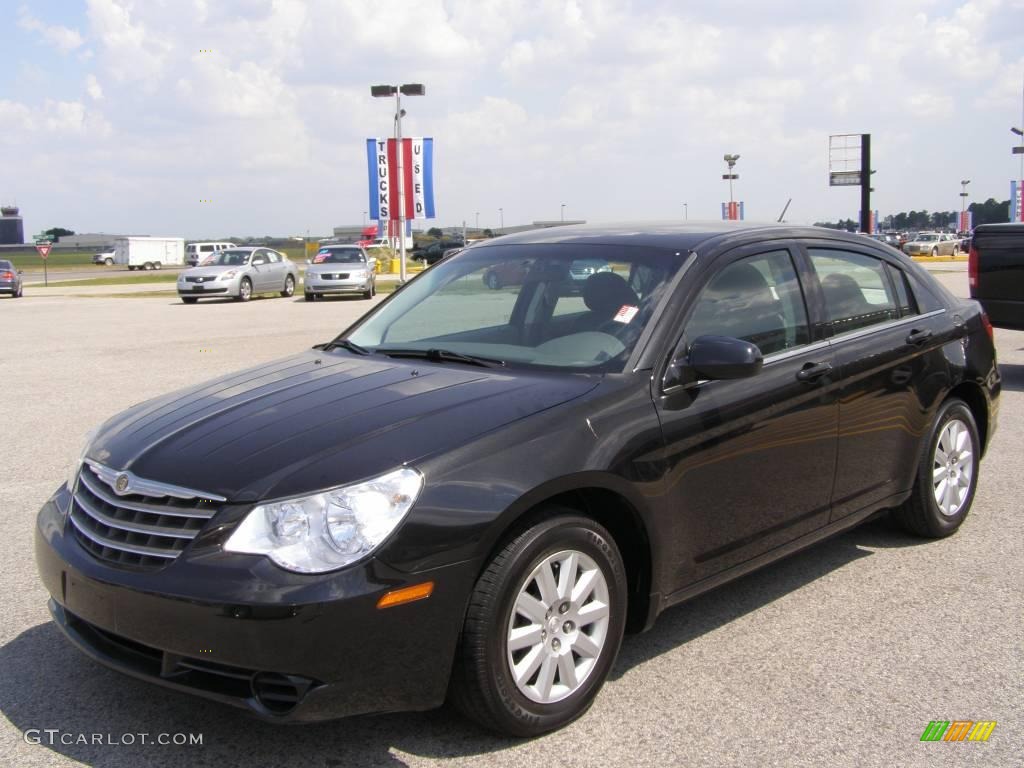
left=176, top=247, right=298, bottom=303
left=303, top=245, right=376, bottom=301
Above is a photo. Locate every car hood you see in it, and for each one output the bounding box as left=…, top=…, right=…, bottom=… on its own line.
left=182, top=265, right=246, bottom=277
left=86, top=350, right=600, bottom=503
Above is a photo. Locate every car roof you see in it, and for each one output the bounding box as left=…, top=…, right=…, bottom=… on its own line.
left=468, top=221, right=886, bottom=253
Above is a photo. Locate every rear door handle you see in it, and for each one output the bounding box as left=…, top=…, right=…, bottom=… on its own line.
left=796, top=361, right=833, bottom=382
left=906, top=328, right=933, bottom=346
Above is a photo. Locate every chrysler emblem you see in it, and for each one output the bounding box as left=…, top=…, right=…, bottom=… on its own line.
left=114, top=473, right=130, bottom=495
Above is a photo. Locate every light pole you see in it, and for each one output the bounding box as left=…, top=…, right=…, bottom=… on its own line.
left=475, top=211, right=479, bottom=230
left=371, top=83, right=425, bottom=283
left=560, top=203, right=566, bottom=222
left=362, top=211, right=367, bottom=228
left=683, top=202, right=688, bottom=220
left=723, top=154, right=740, bottom=219
left=959, top=179, right=970, bottom=232
left=1014, top=122, right=1024, bottom=222
left=499, top=207, right=504, bottom=233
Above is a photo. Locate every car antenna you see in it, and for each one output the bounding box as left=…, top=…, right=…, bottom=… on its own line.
left=777, top=198, right=792, bottom=223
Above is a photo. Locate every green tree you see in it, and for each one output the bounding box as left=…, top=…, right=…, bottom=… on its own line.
left=968, top=199, right=1010, bottom=225
left=427, top=227, right=443, bottom=237
left=44, top=227, right=74, bottom=240
left=482, top=228, right=494, bottom=238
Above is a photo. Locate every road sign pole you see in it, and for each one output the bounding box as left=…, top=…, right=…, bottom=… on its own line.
left=860, top=133, right=871, bottom=234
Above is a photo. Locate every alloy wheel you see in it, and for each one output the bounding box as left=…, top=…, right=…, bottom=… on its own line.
left=932, top=418, right=974, bottom=517
left=506, top=549, right=611, bottom=704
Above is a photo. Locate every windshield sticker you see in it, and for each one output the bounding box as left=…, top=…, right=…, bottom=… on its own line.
left=314, top=252, right=329, bottom=263
left=614, top=305, right=639, bottom=324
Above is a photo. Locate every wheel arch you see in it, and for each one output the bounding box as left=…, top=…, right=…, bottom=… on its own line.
left=478, top=477, right=657, bottom=635
left=944, top=380, right=990, bottom=456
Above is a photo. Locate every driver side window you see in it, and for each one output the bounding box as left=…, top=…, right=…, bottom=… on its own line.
left=685, top=250, right=809, bottom=356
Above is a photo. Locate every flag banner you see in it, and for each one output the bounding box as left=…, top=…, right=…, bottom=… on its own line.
left=722, top=202, right=742, bottom=220
left=367, top=138, right=435, bottom=222
left=1012, top=180, right=1023, bottom=222
left=959, top=211, right=973, bottom=231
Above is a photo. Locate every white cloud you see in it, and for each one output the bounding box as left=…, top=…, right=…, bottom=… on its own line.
left=86, top=74, right=104, bottom=100
left=17, top=5, right=85, bottom=52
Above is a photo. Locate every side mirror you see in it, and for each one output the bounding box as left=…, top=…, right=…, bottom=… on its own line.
left=305, top=259, right=312, bottom=265
left=688, top=335, right=763, bottom=380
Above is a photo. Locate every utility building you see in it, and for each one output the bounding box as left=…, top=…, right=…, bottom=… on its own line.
left=0, top=205, right=24, bottom=245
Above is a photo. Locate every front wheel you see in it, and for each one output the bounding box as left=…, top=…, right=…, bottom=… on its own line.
left=181, top=296, right=198, bottom=304
left=237, top=277, right=252, bottom=302
left=281, top=275, right=295, bottom=297
left=953, top=245, right=960, bottom=257
left=931, top=247, right=938, bottom=257
left=450, top=513, right=627, bottom=737
left=104, top=257, right=114, bottom=266
left=304, top=292, right=315, bottom=302
left=892, top=398, right=980, bottom=538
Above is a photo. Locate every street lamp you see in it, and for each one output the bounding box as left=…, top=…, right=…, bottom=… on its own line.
left=683, top=202, right=688, bottom=220
left=371, top=83, right=425, bottom=283
left=499, top=207, right=504, bottom=233
left=723, top=154, right=740, bottom=217
left=959, top=179, right=970, bottom=231
left=560, top=203, right=566, bottom=222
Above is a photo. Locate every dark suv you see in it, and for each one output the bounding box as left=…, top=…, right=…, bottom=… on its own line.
left=418, top=238, right=465, bottom=265
left=36, top=223, right=999, bottom=737
left=969, top=222, right=1024, bottom=328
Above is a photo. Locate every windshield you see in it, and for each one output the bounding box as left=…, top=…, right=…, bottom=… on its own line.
left=201, top=250, right=250, bottom=266
left=916, top=234, right=939, bottom=242
left=346, top=243, right=685, bottom=371
left=314, top=247, right=365, bottom=264
left=0, top=260, right=12, bottom=270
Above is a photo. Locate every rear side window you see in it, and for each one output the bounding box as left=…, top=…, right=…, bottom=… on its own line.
left=808, top=249, right=898, bottom=335
left=200, top=245, right=214, bottom=253
left=685, top=249, right=809, bottom=356
left=886, top=264, right=917, bottom=317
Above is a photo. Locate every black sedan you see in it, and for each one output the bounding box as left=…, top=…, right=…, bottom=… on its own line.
left=0, top=259, right=24, bottom=298
left=35, top=223, right=999, bottom=737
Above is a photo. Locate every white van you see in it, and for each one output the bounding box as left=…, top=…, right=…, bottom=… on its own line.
left=186, top=242, right=235, bottom=267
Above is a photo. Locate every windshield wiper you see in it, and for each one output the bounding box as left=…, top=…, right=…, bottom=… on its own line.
left=314, top=338, right=370, bottom=355
left=379, top=348, right=504, bottom=368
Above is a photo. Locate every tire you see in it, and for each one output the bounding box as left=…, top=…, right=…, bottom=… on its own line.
left=237, top=277, right=252, bottom=302
left=128, top=266, right=136, bottom=271
left=953, top=246, right=960, bottom=257
left=892, top=398, right=980, bottom=538
left=363, top=280, right=373, bottom=300
left=931, top=247, right=938, bottom=257
left=154, top=262, right=162, bottom=270
left=104, top=257, right=114, bottom=266
left=181, top=297, right=198, bottom=304
left=143, top=262, right=153, bottom=271
left=485, top=271, right=501, bottom=290
left=304, top=292, right=314, bottom=302
left=450, top=512, right=627, bottom=737
left=281, top=275, right=295, bottom=298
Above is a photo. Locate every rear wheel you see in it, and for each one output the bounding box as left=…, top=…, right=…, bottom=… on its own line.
left=952, top=245, right=960, bottom=256
left=892, top=398, right=980, bottom=538
left=304, top=292, right=314, bottom=302
left=281, top=275, right=295, bottom=297
left=181, top=297, right=198, bottom=304
left=143, top=262, right=153, bottom=270
left=237, top=277, right=252, bottom=302
left=153, top=262, right=162, bottom=270
left=450, top=512, right=627, bottom=737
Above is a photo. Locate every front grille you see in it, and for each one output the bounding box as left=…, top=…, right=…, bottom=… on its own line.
left=69, top=463, right=221, bottom=570
left=185, top=276, right=213, bottom=283
left=319, top=273, right=349, bottom=280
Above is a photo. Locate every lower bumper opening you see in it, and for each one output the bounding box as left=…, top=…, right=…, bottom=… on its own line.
left=61, top=606, right=320, bottom=717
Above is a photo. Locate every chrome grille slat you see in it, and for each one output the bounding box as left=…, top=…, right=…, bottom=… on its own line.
left=79, top=471, right=217, bottom=520
left=74, top=492, right=197, bottom=539
left=71, top=460, right=224, bottom=570
left=68, top=512, right=179, bottom=559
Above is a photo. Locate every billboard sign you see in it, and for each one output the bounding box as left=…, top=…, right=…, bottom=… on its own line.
left=366, top=138, right=435, bottom=222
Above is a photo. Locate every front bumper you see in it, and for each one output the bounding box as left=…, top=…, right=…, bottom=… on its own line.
left=35, top=489, right=475, bottom=722
left=177, top=282, right=231, bottom=297
left=304, top=277, right=372, bottom=295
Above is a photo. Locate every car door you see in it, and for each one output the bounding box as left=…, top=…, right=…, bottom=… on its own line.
left=801, top=243, right=950, bottom=520
left=266, top=250, right=286, bottom=288
left=654, top=244, right=839, bottom=587
left=249, top=249, right=271, bottom=291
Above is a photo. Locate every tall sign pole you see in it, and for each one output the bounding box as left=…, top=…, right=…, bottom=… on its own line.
left=394, top=89, right=407, bottom=284
left=860, top=133, right=871, bottom=234
left=35, top=241, right=52, bottom=286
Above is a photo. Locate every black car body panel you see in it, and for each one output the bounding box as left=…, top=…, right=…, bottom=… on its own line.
left=970, top=222, right=1024, bottom=329
left=36, top=222, right=1000, bottom=723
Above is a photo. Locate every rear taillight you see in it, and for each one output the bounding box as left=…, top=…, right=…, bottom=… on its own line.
left=981, top=312, right=994, bottom=342
left=0, top=271, right=12, bottom=280
left=968, top=245, right=978, bottom=293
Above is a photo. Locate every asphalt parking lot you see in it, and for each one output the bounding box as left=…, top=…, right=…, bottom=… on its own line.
left=0, top=271, right=1020, bottom=767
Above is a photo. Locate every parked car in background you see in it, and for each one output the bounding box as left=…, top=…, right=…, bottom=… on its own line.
left=969, top=222, right=1024, bottom=329
left=91, top=249, right=115, bottom=266
left=186, top=242, right=235, bottom=267
left=37, top=223, right=999, bottom=737
left=419, top=238, right=465, bottom=265
left=0, top=259, right=24, bottom=298
left=902, top=232, right=960, bottom=257
left=176, top=247, right=297, bottom=303
left=304, top=245, right=376, bottom=301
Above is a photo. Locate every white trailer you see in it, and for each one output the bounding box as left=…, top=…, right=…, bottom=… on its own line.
left=114, top=237, right=185, bottom=271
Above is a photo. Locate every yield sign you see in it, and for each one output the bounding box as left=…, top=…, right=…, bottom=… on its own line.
left=36, top=243, right=52, bottom=260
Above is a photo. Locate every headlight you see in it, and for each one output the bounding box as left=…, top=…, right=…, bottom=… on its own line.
left=224, top=467, right=423, bottom=573
left=66, top=428, right=98, bottom=494
left=219, top=270, right=236, bottom=279
left=351, top=269, right=368, bottom=278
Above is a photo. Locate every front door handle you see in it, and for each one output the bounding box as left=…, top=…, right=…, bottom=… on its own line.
left=796, top=361, right=833, bottom=382
left=906, top=328, right=933, bottom=346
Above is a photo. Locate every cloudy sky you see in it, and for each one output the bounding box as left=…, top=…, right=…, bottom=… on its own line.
left=2, top=0, right=1023, bottom=238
